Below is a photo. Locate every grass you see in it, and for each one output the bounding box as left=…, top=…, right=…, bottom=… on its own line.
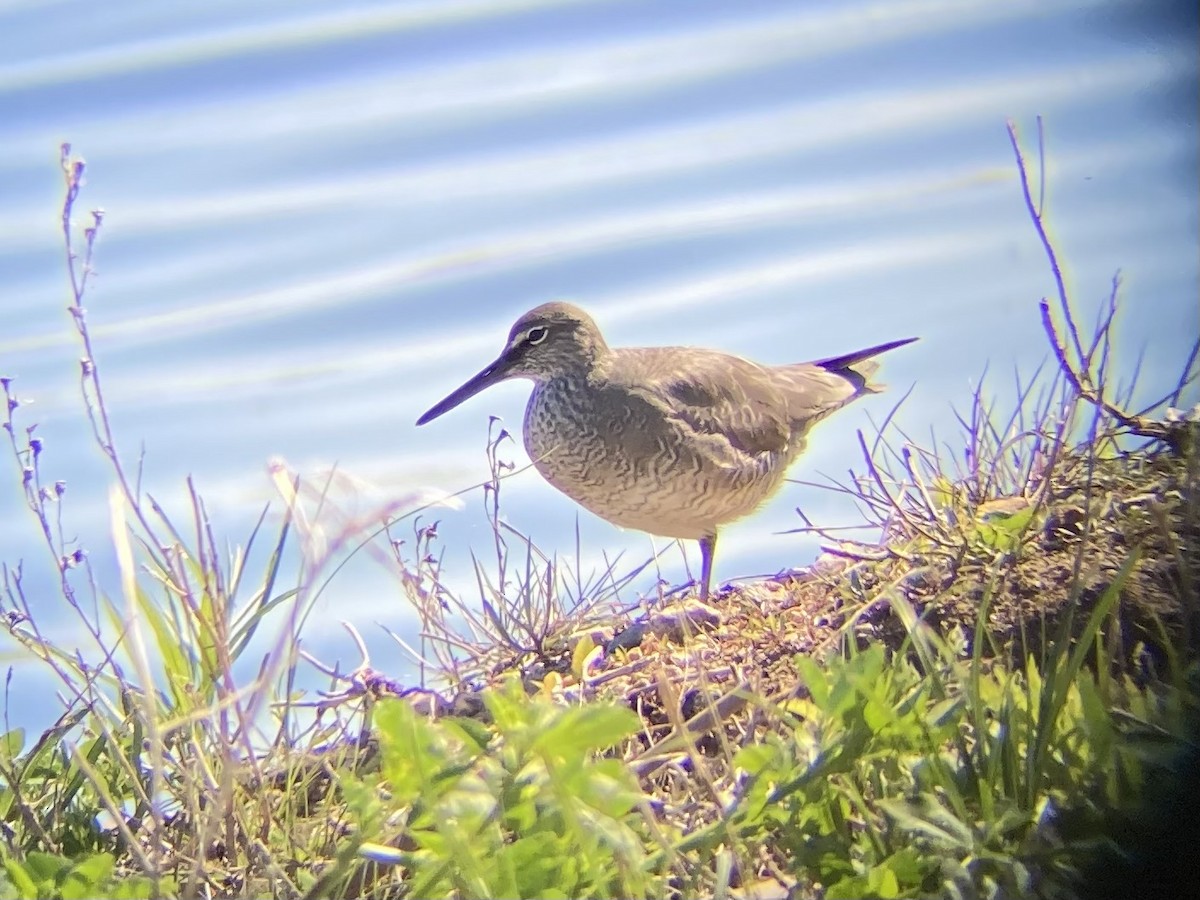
left=0, top=123, right=1197, bottom=899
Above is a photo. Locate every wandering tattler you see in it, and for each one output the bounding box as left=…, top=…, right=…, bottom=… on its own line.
left=417, top=302, right=915, bottom=601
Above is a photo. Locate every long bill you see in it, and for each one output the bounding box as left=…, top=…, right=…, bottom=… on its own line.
left=415, top=353, right=514, bottom=425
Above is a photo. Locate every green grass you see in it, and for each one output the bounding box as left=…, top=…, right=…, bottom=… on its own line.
left=0, top=129, right=1197, bottom=899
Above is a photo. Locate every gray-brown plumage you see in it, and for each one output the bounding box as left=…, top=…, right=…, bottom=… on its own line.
left=417, top=302, right=916, bottom=601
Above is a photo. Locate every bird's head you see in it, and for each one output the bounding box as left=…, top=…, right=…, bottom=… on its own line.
left=416, top=301, right=608, bottom=425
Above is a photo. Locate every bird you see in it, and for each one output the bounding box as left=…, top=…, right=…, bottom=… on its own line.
left=416, top=302, right=916, bottom=602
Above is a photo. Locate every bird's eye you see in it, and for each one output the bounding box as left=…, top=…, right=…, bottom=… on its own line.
left=526, top=326, right=549, bottom=345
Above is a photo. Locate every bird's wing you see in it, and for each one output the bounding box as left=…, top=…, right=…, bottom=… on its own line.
left=771, top=362, right=869, bottom=430
left=611, top=348, right=794, bottom=457
left=775, top=336, right=919, bottom=427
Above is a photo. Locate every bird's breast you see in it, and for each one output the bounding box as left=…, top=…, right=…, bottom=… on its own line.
left=521, top=377, right=793, bottom=539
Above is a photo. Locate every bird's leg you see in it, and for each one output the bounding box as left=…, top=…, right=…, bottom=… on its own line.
left=698, top=533, right=717, bottom=602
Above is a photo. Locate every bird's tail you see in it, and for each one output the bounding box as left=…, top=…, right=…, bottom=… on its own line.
left=813, top=336, right=918, bottom=393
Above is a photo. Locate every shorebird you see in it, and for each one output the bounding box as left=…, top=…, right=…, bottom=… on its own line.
left=417, top=302, right=915, bottom=601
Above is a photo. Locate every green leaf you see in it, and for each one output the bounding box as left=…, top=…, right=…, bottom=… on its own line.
left=442, top=715, right=493, bottom=752
left=825, top=874, right=871, bottom=899
left=926, top=696, right=964, bottom=729
left=23, top=851, right=68, bottom=883
left=733, top=743, right=777, bottom=776
left=974, top=501, right=1037, bottom=550
left=374, top=700, right=445, bottom=800
left=881, top=847, right=928, bottom=885
left=795, top=654, right=829, bottom=711
left=506, top=833, right=567, bottom=895
left=868, top=864, right=901, bottom=898
left=878, top=798, right=975, bottom=852
left=571, top=760, right=642, bottom=818
left=3, top=858, right=38, bottom=899
left=482, top=678, right=528, bottom=736
left=571, top=633, right=598, bottom=680
left=861, top=696, right=894, bottom=734
left=111, top=875, right=171, bottom=900
left=131, top=583, right=194, bottom=707
left=60, top=853, right=115, bottom=900
left=531, top=704, right=638, bottom=759
left=0, top=729, right=24, bottom=764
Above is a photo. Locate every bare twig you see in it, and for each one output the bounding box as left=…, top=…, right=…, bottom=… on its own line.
left=1008, top=125, right=1196, bottom=454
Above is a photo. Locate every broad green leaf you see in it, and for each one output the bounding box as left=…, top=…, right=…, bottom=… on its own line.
left=878, top=798, right=975, bottom=852
left=795, top=654, right=829, bottom=711
left=531, top=704, right=639, bottom=759
left=0, top=729, right=24, bottom=765
left=734, top=743, right=778, bottom=776
left=23, top=851, right=67, bottom=883
left=374, top=700, right=446, bottom=800
left=3, top=858, right=38, bottom=898
left=571, top=759, right=642, bottom=818
left=868, top=864, right=901, bottom=898
left=60, top=853, right=115, bottom=900
left=441, top=715, right=493, bottom=752
left=825, top=874, right=871, bottom=899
